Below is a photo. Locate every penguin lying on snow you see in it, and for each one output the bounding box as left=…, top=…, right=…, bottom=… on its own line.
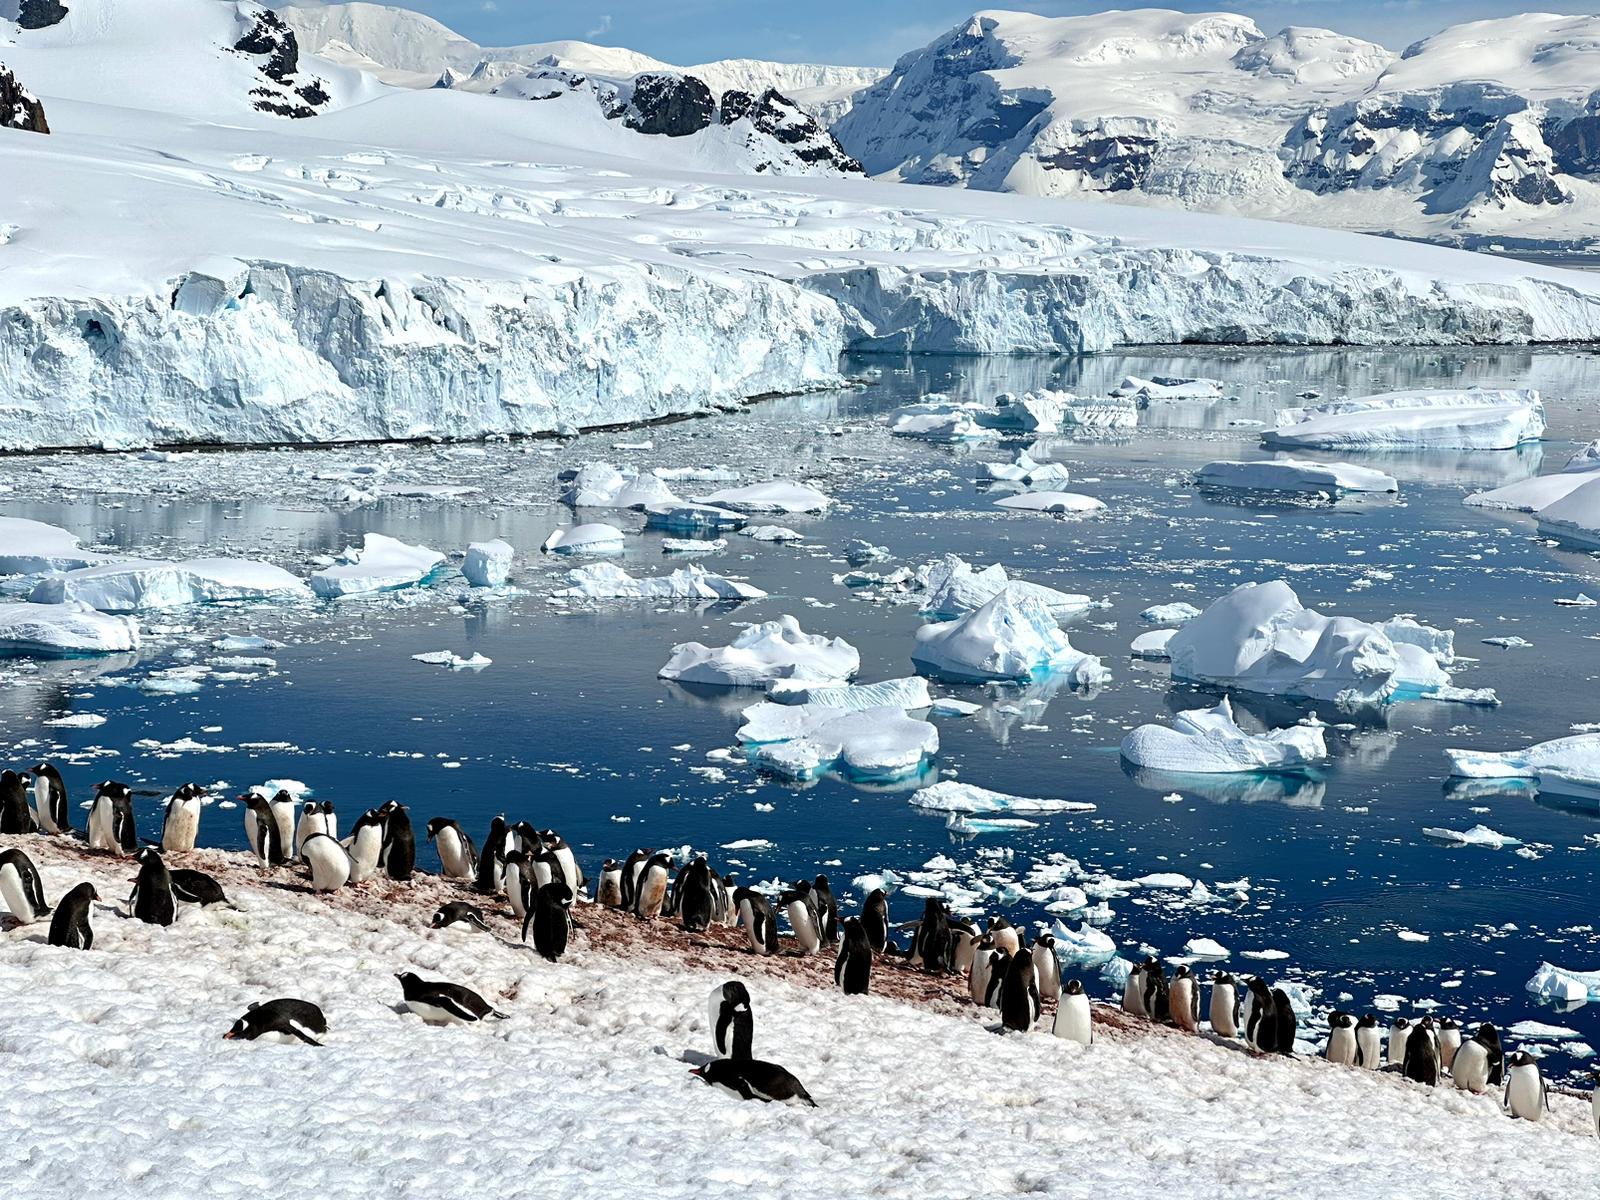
left=431, top=901, right=492, bottom=931
left=170, top=868, right=239, bottom=910
left=395, top=972, right=508, bottom=1026
left=709, top=981, right=753, bottom=1060
left=225, top=999, right=328, bottom=1046
left=691, top=1059, right=815, bottom=1107
left=48, top=882, right=99, bottom=949
left=0, top=848, right=51, bottom=924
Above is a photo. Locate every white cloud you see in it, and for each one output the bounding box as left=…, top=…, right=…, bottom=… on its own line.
left=587, top=14, right=613, bottom=38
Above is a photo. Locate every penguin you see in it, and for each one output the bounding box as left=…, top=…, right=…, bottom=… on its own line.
left=426, top=817, right=477, bottom=880
left=162, top=782, right=205, bottom=854
left=950, top=919, right=981, bottom=976
left=1437, top=1017, right=1461, bottom=1069
left=47, top=881, right=98, bottom=949
left=911, top=898, right=952, bottom=974
left=300, top=832, right=352, bottom=893
left=345, top=809, right=385, bottom=884
left=1590, top=1068, right=1599, bottom=1140
left=224, top=998, right=327, bottom=1046
left=1053, top=978, right=1092, bottom=1046
left=1209, top=972, right=1238, bottom=1038
left=834, top=916, right=872, bottom=996
left=1122, top=959, right=1149, bottom=1018
left=474, top=816, right=508, bottom=895
left=690, top=1059, right=814, bottom=1107
left=541, top=830, right=582, bottom=895
left=1503, top=1051, right=1549, bottom=1122
left=1387, top=1017, right=1412, bottom=1069
left=128, top=847, right=178, bottom=927
left=1355, top=1013, right=1384, bottom=1070
left=812, top=874, right=839, bottom=945
left=735, top=887, right=779, bottom=955
left=998, top=945, right=1041, bottom=1032
left=524, top=880, right=573, bottom=962
left=708, top=980, right=754, bottom=1059
left=431, top=901, right=491, bottom=931
left=596, top=858, right=623, bottom=907
left=987, top=916, right=1021, bottom=957
left=983, top=950, right=1012, bottom=1009
left=0, top=848, right=51, bottom=923
left=969, top=936, right=999, bottom=1007
left=169, top=868, right=237, bottom=909
left=1402, top=1019, right=1440, bottom=1086
left=1169, top=964, right=1200, bottom=1033
left=295, top=801, right=334, bottom=857
left=502, top=850, right=533, bottom=923
left=1142, top=959, right=1171, bottom=1023
left=1452, top=1022, right=1504, bottom=1093
left=268, top=791, right=297, bottom=860
left=0, top=769, right=34, bottom=833
left=716, top=872, right=739, bottom=925
left=243, top=792, right=287, bottom=866
left=87, top=780, right=137, bottom=855
left=1242, top=977, right=1278, bottom=1053
left=862, top=888, right=890, bottom=954
left=1325, top=1011, right=1357, bottom=1066
left=633, top=852, right=672, bottom=920
left=1031, top=934, right=1061, bottom=1004
left=781, top=881, right=823, bottom=954
left=1270, top=987, right=1296, bottom=1056
left=395, top=971, right=508, bottom=1026
left=618, top=848, right=652, bottom=910
left=529, top=844, right=563, bottom=895
left=377, top=802, right=414, bottom=882
left=677, top=858, right=717, bottom=933
left=30, top=762, right=69, bottom=835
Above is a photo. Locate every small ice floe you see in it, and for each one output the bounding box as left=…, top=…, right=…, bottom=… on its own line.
left=1535, top=475, right=1600, bottom=549
left=1264, top=388, right=1545, bottom=452
left=1241, top=949, right=1290, bottom=961
left=909, top=780, right=1094, bottom=815
left=736, top=700, right=937, bottom=783
left=1508, top=1019, right=1583, bottom=1041
left=0, top=601, right=139, bottom=655
left=562, top=462, right=678, bottom=509
left=930, top=697, right=982, bottom=717
left=1140, top=602, right=1200, bottom=624
left=556, top=563, right=764, bottom=603
left=213, top=635, right=282, bottom=652
left=42, top=713, right=107, bottom=728
left=661, top=537, right=726, bottom=555
left=1556, top=593, right=1597, bottom=606
left=0, top=517, right=107, bottom=574
left=1482, top=635, right=1531, bottom=649
left=1051, top=920, right=1118, bottom=964
left=1422, top=824, right=1522, bottom=848
left=462, top=539, right=515, bottom=586
left=720, top=838, right=773, bottom=851
left=412, top=650, right=492, bottom=670
left=1445, top=733, right=1600, bottom=798
left=986, top=390, right=1073, bottom=433
left=643, top=502, right=747, bottom=534
left=1396, top=929, right=1430, bottom=942
left=376, top=482, right=479, bottom=499
left=1113, top=376, right=1225, bottom=404
left=1119, top=697, right=1327, bottom=773
left=980, top=451, right=1071, bottom=485
left=845, top=540, right=890, bottom=566
left=659, top=615, right=858, bottom=687
left=1196, top=458, right=1398, bottom=495
left=1130, top=629, right=1175, bottom=660
left=694, top=481, right=830, bottom=514
left=1525, top=961, right=1600, bottom=1003
left=740, top=525, right=804, bottom=543
left=912, top=586, right=1109, bottom=686
left=947, top=813, right=1036, bottom=834
left=993, top=491, right=1104, bottom=515
left=32, top=558, right=310, bottom=611
left=853, top=869, right=901, bottom=895
left=914, top=554, right=1092, bottom=620
left=540, top=525, right=624, bottom=556
left=1184, top=937, right=1230, bottom=960
left=1464, top=442, right=1600, bottom=512
left=655, top=466, right=738, bottom=484
left=309, top=534, right=444, bottom=598
left=888, top=401, right=997, bottom=442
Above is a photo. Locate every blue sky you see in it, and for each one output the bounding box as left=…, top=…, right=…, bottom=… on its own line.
left=384, top=1, right=1598, bottom=66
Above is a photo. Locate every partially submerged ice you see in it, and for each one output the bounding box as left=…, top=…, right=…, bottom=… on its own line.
left=908, top=780, right=1094, bottom=814
left=915, top=554, right=1091, bottom=620
left=0, top=601, right=139, bottom=655
left=1465, top=441, right=1600, bottom=512
left=540, top=525, right=624, bottom=556
left=462, top=539, right=515, bottom=586
left=1526, top=962, right=1600, bottom=1004
left=888, top=402, right=998, bottom=443
left=563, top=463, right=679, bottom=509
left=1197, top=459, right=1399, bottom=495
left=644, top=502, right=748, bottom=533
left=0, top=517, right=105, bottom=574
left=30, top=558, right=310, bottom=611
left=736, top=700, right=938, bottom=783
left=1534, top=475, right=1600, bottom=549
left=981, top=452, right=1072, bottom=485
left=1445, top=733, right=1600, bottom=797
left=308, top=534, right=444, bottom=598
left=1119, top=697, right=1328, bottom=773
left=693, top=481, right=830, bottom=514
left=1114, top=376, right=1225, bottom=403
left=766, top=676, right=930, bottom=712
left=659, top=615, right=859, bottom=687
left=993, top=491, right=1105, bottom=515
left=555, top=562, right=765, bottom=603
left=912, top=586, right=1108, bottom=685
left=1264, top=388, right=1546, bottom=452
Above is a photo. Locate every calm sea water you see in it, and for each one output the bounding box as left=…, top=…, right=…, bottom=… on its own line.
left=3, top=345, right=1599, bottom=1078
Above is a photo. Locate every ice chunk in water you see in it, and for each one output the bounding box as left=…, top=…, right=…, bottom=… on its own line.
left=1264, top=388, right=1545, bottom=452
left=0, top=601, right=139, bottom=655
left=1120, top=698, right=1328, bottom=773
left=694, top=481, right=830, bottom=514
left=909, top=781, right=1095, bottom=814
left=556, top=563, right=764, bottom=602
left=0, top=517, right=106, bottom=574
left=1445, top=733, right=1600, bottom=798
left=540, top=526, right=623, bottom=557
left=737, top=701, right=937, bottom=783
left=30, top=558, right=309, bottom=611
left=659, top=615, right=859, bottom=688
left=1196, top=459, right=1398, bottom=495
left=916, top=554, right=1091, bottom=620
left=1525, top=962, right=1600, bottom=1003
left=463, top=539, right=515, bottom=586
left=309, top=534, right=444, bottom=598
left=913, top=587, right=1108, bottom=685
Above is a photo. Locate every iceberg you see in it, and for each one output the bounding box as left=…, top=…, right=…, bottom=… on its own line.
left=1421, top=824, right=1522, bottom=848
left=1197, top=459, right=1399, bottom=495
left=30, top=558, right=309, bottom=611
left=766, top=676, right=931, bottom=712
left=980, top=452, right=1073, bottom=485
left=0, top=601, right=139, bottom=655
left=413, top=650, right=492, bottom=670
left=912, top=587, right=1109, bottom=685
left=1119, top=698, right=1328, bottom=773
left=986, top=390, right=1072, bottom=433
left=540, top=525, right=625, bottom=556
left=1130, top=629, right=1175, bottom=660
left=1051, top=920, right=1118, bottom=965
left=1184, top=937, right=1230, bottom=959
left=1534, top=475, right=1600, bottom=549
left=888, top=402, right=997, bottom=442
left=554, top=563, right=765, bottom=602
left=946, top=813, right=1037, bottom=833
left=1464, top=444, right=1600, bottom=511
left=1264, top=388, right=1545, bottom=452
left=462, top=539, right=514, bottom=586
left=915, top=555, right=1092, bottom=620
left=1445, top=733, right=1600, bottom=797
left=661, top=537, right=726, bottom=555
left=659, top=615, right=859, bottom=687
left=563, top=463, right=679, bottom=509
left=0, top=517, right=105, bottom=574
left=908, top=780, right=1095, bottom=814
left=1140, top=602, right=1201, bottom=624
left=1115, top=376, right=1225, bottom=403
left=643, top=502, right=748, bottom=533
left=1525, top=962, right=1600, bottom=1004
left=693, top=481, right=831, bottom=514
left=736, top=701, right=938, bottom=782
left=993, top=491, right=1105, bottom=515
left=309, top=534, right=445, bottom=598
left=741, top=526, right=805, bottom=543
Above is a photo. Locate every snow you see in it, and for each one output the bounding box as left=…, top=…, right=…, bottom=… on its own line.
left=1445, top=733, right=1600, bottom=797
left=462, top=539, right=514, bottom=586
left=540, top=525, right=625, bottom=556
left=0, top=600, right=139, bottom=654
left=0, top=517, right=104, bottom=574
left=1120, top=698, right=1328, bottom=773
left=692, top=481, right=831, bottom=514
left=1197, top=458, right=1399, bottom=495
left=659, top=616, right=859, bottom=688
left=915, top=554, right=1092, bottom=621
left=908, top=781, right=1095, bottom=815
left=1535, top=476, right=1600, bottom=550
left=554, top=563, right=765, bottom=603
left=1526, top=962, right=1600, bottom=1004
left=911, top=587, right=1109, bottom=686
left=1265, top=389, right=1546, bottom=452
left=993, top=491, right=1105, bottom=515
left=1421, top=824, right=1523, bottom=849
left=29, top=558, right=310, bottom=610
left=736, top=702, right=938, bottom=783
left=308, top=534, right=444, bottom=598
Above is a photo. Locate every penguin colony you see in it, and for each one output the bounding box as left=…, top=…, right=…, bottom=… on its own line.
left=1, top=759, right=1595, bottom=1125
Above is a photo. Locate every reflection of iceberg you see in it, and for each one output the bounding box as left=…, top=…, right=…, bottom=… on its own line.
left=1122, top=760, right=1327, bottom=807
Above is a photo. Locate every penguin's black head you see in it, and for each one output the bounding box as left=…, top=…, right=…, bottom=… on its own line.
left=1394, top=1017, right=1410, bottom=1029
left=1036, top=934, right=1055, bottom=949
left=1214, top=971, right=1235, bottom=985
left=223, top=1014, right=251, bottom=1040
left=724, top=981, right=751, bottom=1009
left=135, top=847, right=160, bottom=865
left=1357, top=1013, right=1377, bottom=1028
left=274, top=791, right=295, bottom=804
left=1329, top=1011, right=1351, bottom=1028
left=430, top=908, right=447, bottom=928
left=31, top=762, right=50, bottom=776
left=1064, top=979, right=1084, bottom=995
left=1420, top=1016, right=1435, bottom=1030
left=1439, top=1017, right=1458, bottom=1031
left=1173, top=964, right=1192, bottom=979
left=1508, top=1051, right=1536, bottom=1068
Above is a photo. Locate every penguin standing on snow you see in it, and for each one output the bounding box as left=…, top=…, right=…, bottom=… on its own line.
left=525, top=880, right=574, bottom=962
left=677, top=858, right=717, bottom=933
left=502, top=850, right=533, bottom=923
left=267, top=792, right=298, bottom=859
left=47, top=881, right=99, bottom=949
left=735, top=887, right=779, bottom=956
left=170, top=868, right=238, bottom=909
left=128, top=847, right=178, bottom=927
left=395, top=971, right=508, bottom=1026
left=1402, top=1018, right=1440, bottom=1086
left=596, top=859, right=623, bottom=907
left=632, top=852, right=671, bottom=920
left=295, top=801, right=334, bottom=857
left=1437, top=1017, right=1461, bottom=1069
left=1122, top=959, right=1149, bottom=1018
left=162, top=783, right=205, bottom=854
left=1503, top=1051, right=1549, bottom=1122
left=1270, top=987, right=1296, bottom=1055
left=982, top=949, right=1012, bottom=1009
left=431, top=901, right=491, bottom=931
left=1209, top=972, right=1238, bottom=1037
left=862, top=888, right=890, bottom=954
left=1354, top=1013, right=1383, bottom=1069
left=781, top=881, right=823, bottom=954
left=1169, top=964, right=1200, bottom=1033
left=618, top=848, right=651, bottom=911
left=0, top=769, right=34, bottom=834
left=345, top=809, right=385, bottom=883
left=950, top=919, right=980, bottom=976
left=0, top=848, right=51, bottom=924
left=1242, top=977, right=1278, bottom=1052
left=87, top=780, right=137, bottom=854
left=31, top=762, right=70, bottom=835
left=1387, top=1017, right=1411, bottom=1069
left=1451, top=1022, right=1503, bottom=1093
left=300, top=832, right=352, bottom=893
left=1031, top=934, right=1061, bottom=1004
left=225, top=999, right=327, bottom=1046
left=1142, top=960, right=1171, bottom=1024
left=426, top=817, right=477, bottom=880
left=474, top=816, right=508, bottom=895
left=541, top=830, right=582, bottom=895
left=1325, top=1011, right=1357, bottom=1066
left=986, top=916, right=1020, bottom=957
left=709, top=981, right=753, bottom=1059
left=998, top=945, right=1041, bottom=1033
left=691, top=1059, right=814, bottom=1107
left=812, top=874, right=839, bottom=945
left=379, top=802, right=415, bottom=882
left=834, top=916, right=872, bottom=996
left=1053, top=979, right=1092, bottom=1046
left=969, top=936, right=999, bottom=1007
left=911, top=898, right=952, bottom=974
left=243, top=792, right=286, bottom=866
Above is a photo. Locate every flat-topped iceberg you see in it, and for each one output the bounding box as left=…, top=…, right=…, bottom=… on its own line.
left=1265, top=388, right=1545, bottom=452
left=644, top=502, right=748, bottom=533
left=888, top=402, right=997, bottom=443
left=540, top=524, right=625, bottom=556
left=908, top=781, right=1095, bottom=815
left=309, top=534, right=444, bottom=598
left=1197, top=459, right=1399, bottom=495
left=1141, top=602, right=1201, bottom=624
left=660, top=615, right=859, bottom=688
left=994, top=491, right=1105, bottom=515
left=1445, top=733, right=1600, bottom=797
left=766, top=676, right=931, bottom=712
left=736, top=701, right=938, bottom=783
left=986, top=390, right=1078, bottom=434
left=462, top=539, right=514, bottom=587
left=0, top=517, right=105, bottom=574
left=915, top=554, right=1091, bottom=620
left=555, top=563, right=765, bottom=603
left=1534, top=475, right=1600, bottom=549
left=1130, top=629, right=1176, bottom=660
left=1114, top=376, right=1225, bottom=403
left=694, top=481, right=830, bottom=514
left=31, top=558, right=310, bottom=611
left=912, top=586, right=1109, bottom=686
left=563, top=463, right=678, bottom=509
left=0, top=601, right=139, bottom=655
left=1421, top=824, right=1523, bottom=848
left=1526, top=962, right=1600, bottom=1004
left=1120, top=698, right=1328, bottom=773
left=1465, top=443, right=1600, bottom=512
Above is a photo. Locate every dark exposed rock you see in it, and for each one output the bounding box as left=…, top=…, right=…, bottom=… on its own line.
left=1037, top=134, right=1157, bottom=192
left=233, top=9, right=330, bottom=120
left=624, top=72, right=715, bottom=137
left=16, top=0, right=69, bottom=30
left=741, top=88, right=862, bottom=172
left=1543, top=112, right=1600, bottom=178
left=719, top=89, right=755, bottom=125
left=0, top=63, right=50, bottom=134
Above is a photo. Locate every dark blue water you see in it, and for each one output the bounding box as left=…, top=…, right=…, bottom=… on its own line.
left=3, top=345, right=1599, bottom=1078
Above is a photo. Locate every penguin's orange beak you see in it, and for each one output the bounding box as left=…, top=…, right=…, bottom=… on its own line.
left=223, top=1031, right=235, bottom=1040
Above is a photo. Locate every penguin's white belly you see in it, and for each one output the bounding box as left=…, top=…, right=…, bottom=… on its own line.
left=87, top=803, right=115, bottom=851
left=406, top=998, right=469, bottom=1026
left=506, top=869, right=528, bottom=920
left=637, top=875, right=666, bottom=917
left=1506, top=1069, right=1543, bottom=1121
left=1122, top=976, right=1146, bottom=1017
left=597, top=872, right=622, bottom=907
left=1170, top=980, right=1197, bottom=1031
left=1053, top=995, right=1091, bottom=1046
left=0, top=865, right=35, bottom=923
left=437, top=831, right=470, bottom=878
left=165, top=808, right=199, bottom=853
left=1438, top=1032, right=1460, bottom=1068
left=1326, top=1028, right=1357, bottom=1066
left=786, top=903, right=820, bottom=953
left=348, top=831, right=381, bottom=882
left=304, top=843, right=351, bottom=892
left=1210, top=989, right=1236, bottom=1037
left=1452, top=1043, right=1489, bottom=1092
left=271, top=809, right=295, bottom=852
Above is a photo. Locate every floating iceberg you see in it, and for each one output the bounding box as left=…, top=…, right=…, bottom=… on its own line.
left=1421, top=824, right=1522, bottom=848
left=1534, top=475, right=1600, bottom=549
left=993, top=491, right=1104, bottom=515
left=309, top=534, right=444, bottom=598
left=915, top=555, right=1091, bottom=620
left=1140, top=602, right=1201, bottom=624
left=1264, top=388, right=1545, bottom=452
left=1445, top=733, right=1600, bottom=797
left=694, top=481, right=830, bottom=513
left=661, top=537, right=726, bottom=555
left=908, top=780, right=1094, bottom=815
left=644, top=502, right=748, bottom=533
left=0, top=601, right=139, bottom=655
left=1525, top=962, right=1600, bottom=1004
left=737, top=701, right=937, bottom=782
left=1464, top=443, right=1600, bottom=511
left=1115, top=376, right=1225, bottom=403
left=947, top=813, right=1037, bottom=833
left=1051, top=920, right=1119, bottom=965
left=659, top=615, right=859, bottom=688
left=540, top=525, right=625, bottom=556
left=980, top=452, right=1073, bottom=485
left=555, top=563, right=765, bottom=603
left=0, top=517, right=105, bottom=574
left=413, top=650, right=491, bottom=670
left=1130, top=629, right=1175, bottom=660
left=1184, top=937, right=1230, bottom=960
left=30, top=558, right=309, bottom=611
left=563, top=463, right=678, bottom=509
left=888, top=402, right=997, bottom=442
left=766, top=676, right=930, bottom=712
left=912, top=587, right=1108, bottom=685
left=1119, top=698, right=1328, bottom=773
left=741, top=526, right=805, bottom=543
left=1196, top=459, right=1399, bottom=495
left=462, top=539, right=514, bottom=586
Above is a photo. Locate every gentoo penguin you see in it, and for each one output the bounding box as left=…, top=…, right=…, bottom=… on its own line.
left=169, top=868, right=238, bottom=909
left=524, top=880, right=573, bottom=962
left=1590, top=1069, right=1599, bottom=1140
left=1402, top=1019, right=1440, bottom=1086
left=395, top=972, right=508, bottom=1026
left=1209, top=972, right=1239, bottom=1038
left=735, top=887, right=779, bottom=955
left=969, top=937, right=999, bottom=1007
left=618, top=848, right=652, bottom=911
left=911, top=898, right=952, bottom=974
left=243, top=792, right=287, bottom=866
left=87, top=780, right=137, bottom=855
left=1053, top=979, right=1092, bottom=1046
left=344, top=809, right=385, bottom=884
left=677, top=858, right=717, bottom=933
left=987, top=916, right=1021, bottom=957
left=1270, top=987, right=1296, bottom=1056
left=474, top=816, right=508, bottom=895
left=541, top=830, right=582, bottom=895
left=426, top=817, right=477, bottom=880
left=983, top=950, right=1012, bottom=1009
left=300, top=832, right=353, bottom=893
left=690, top=1059, right=815, bottom=1107
left=781, top=881, right=823, bottom=954
left=1355, top=1013, right=1384, bottom=1070
left=834, top=917, right=872, bottom=996
left=162, top=783, right=205, bottom=854
left=998, top=945, right=1041, bottom=1033
left=128, top=847, right=178, bottom=927
left=1122, top=959, right=1150, bottom=1018
left=632, top=852, right=672, bottom=920
left=431, top=901, right=491, bottom=932
left=1242, top=977, right=1278, bottom=1053
left=717, top=872, right=739, bottom=925
left=708, top=981, right=753, bottom=1059
left=31, top=762, right=69, bottom=835
left=1452, top=1023, right=1503, bottom=1093
left=812, top=874, right=839, bottom=945
left=1142, top=959, right=1171, bottom=1023
left=502, top=850, right=533, bottom=923
left=1387, top=1017, right=1412, bottom=1069
left=1437, top=1017, right=1461, bottom=1069
left=0, top=848, right=51, bottom=923
left=1032, top=934, right=1062, bottom=1004
left=1325, top=1011, right=1357, bottom=1066
left=596, top=859, right=624, bottom=907
left=47, top=881, right=98, bottom=949
left=0, top=769, right=34, bottom=833
left=268, top=791, right=297, bottom=860
left=1503, top=1051, right=1549, bottom=1122
left=378, top=802, right=415, bottom=882
left=862, top=888, right=890, bottom=954
left=1169, top=965, right=1200, bottom=1033
left=295, top=801, right=334, bottom=857
left=225, top=998, right=327, bottom=1046
left=950, top=919, right=981, bottom=976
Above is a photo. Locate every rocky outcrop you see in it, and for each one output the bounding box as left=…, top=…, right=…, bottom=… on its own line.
left=232, top=10, right=331, bottom=119
left=0, top=64, right=49, bottom=134
left=623, top=72, right=714, bottom=137
left=16, top=0, right=69, bottom=30
left=722, top=88, right=862, bottom=172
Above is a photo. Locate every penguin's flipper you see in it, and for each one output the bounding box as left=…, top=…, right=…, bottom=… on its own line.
left=287, top=1023, right=324, bottom=1047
